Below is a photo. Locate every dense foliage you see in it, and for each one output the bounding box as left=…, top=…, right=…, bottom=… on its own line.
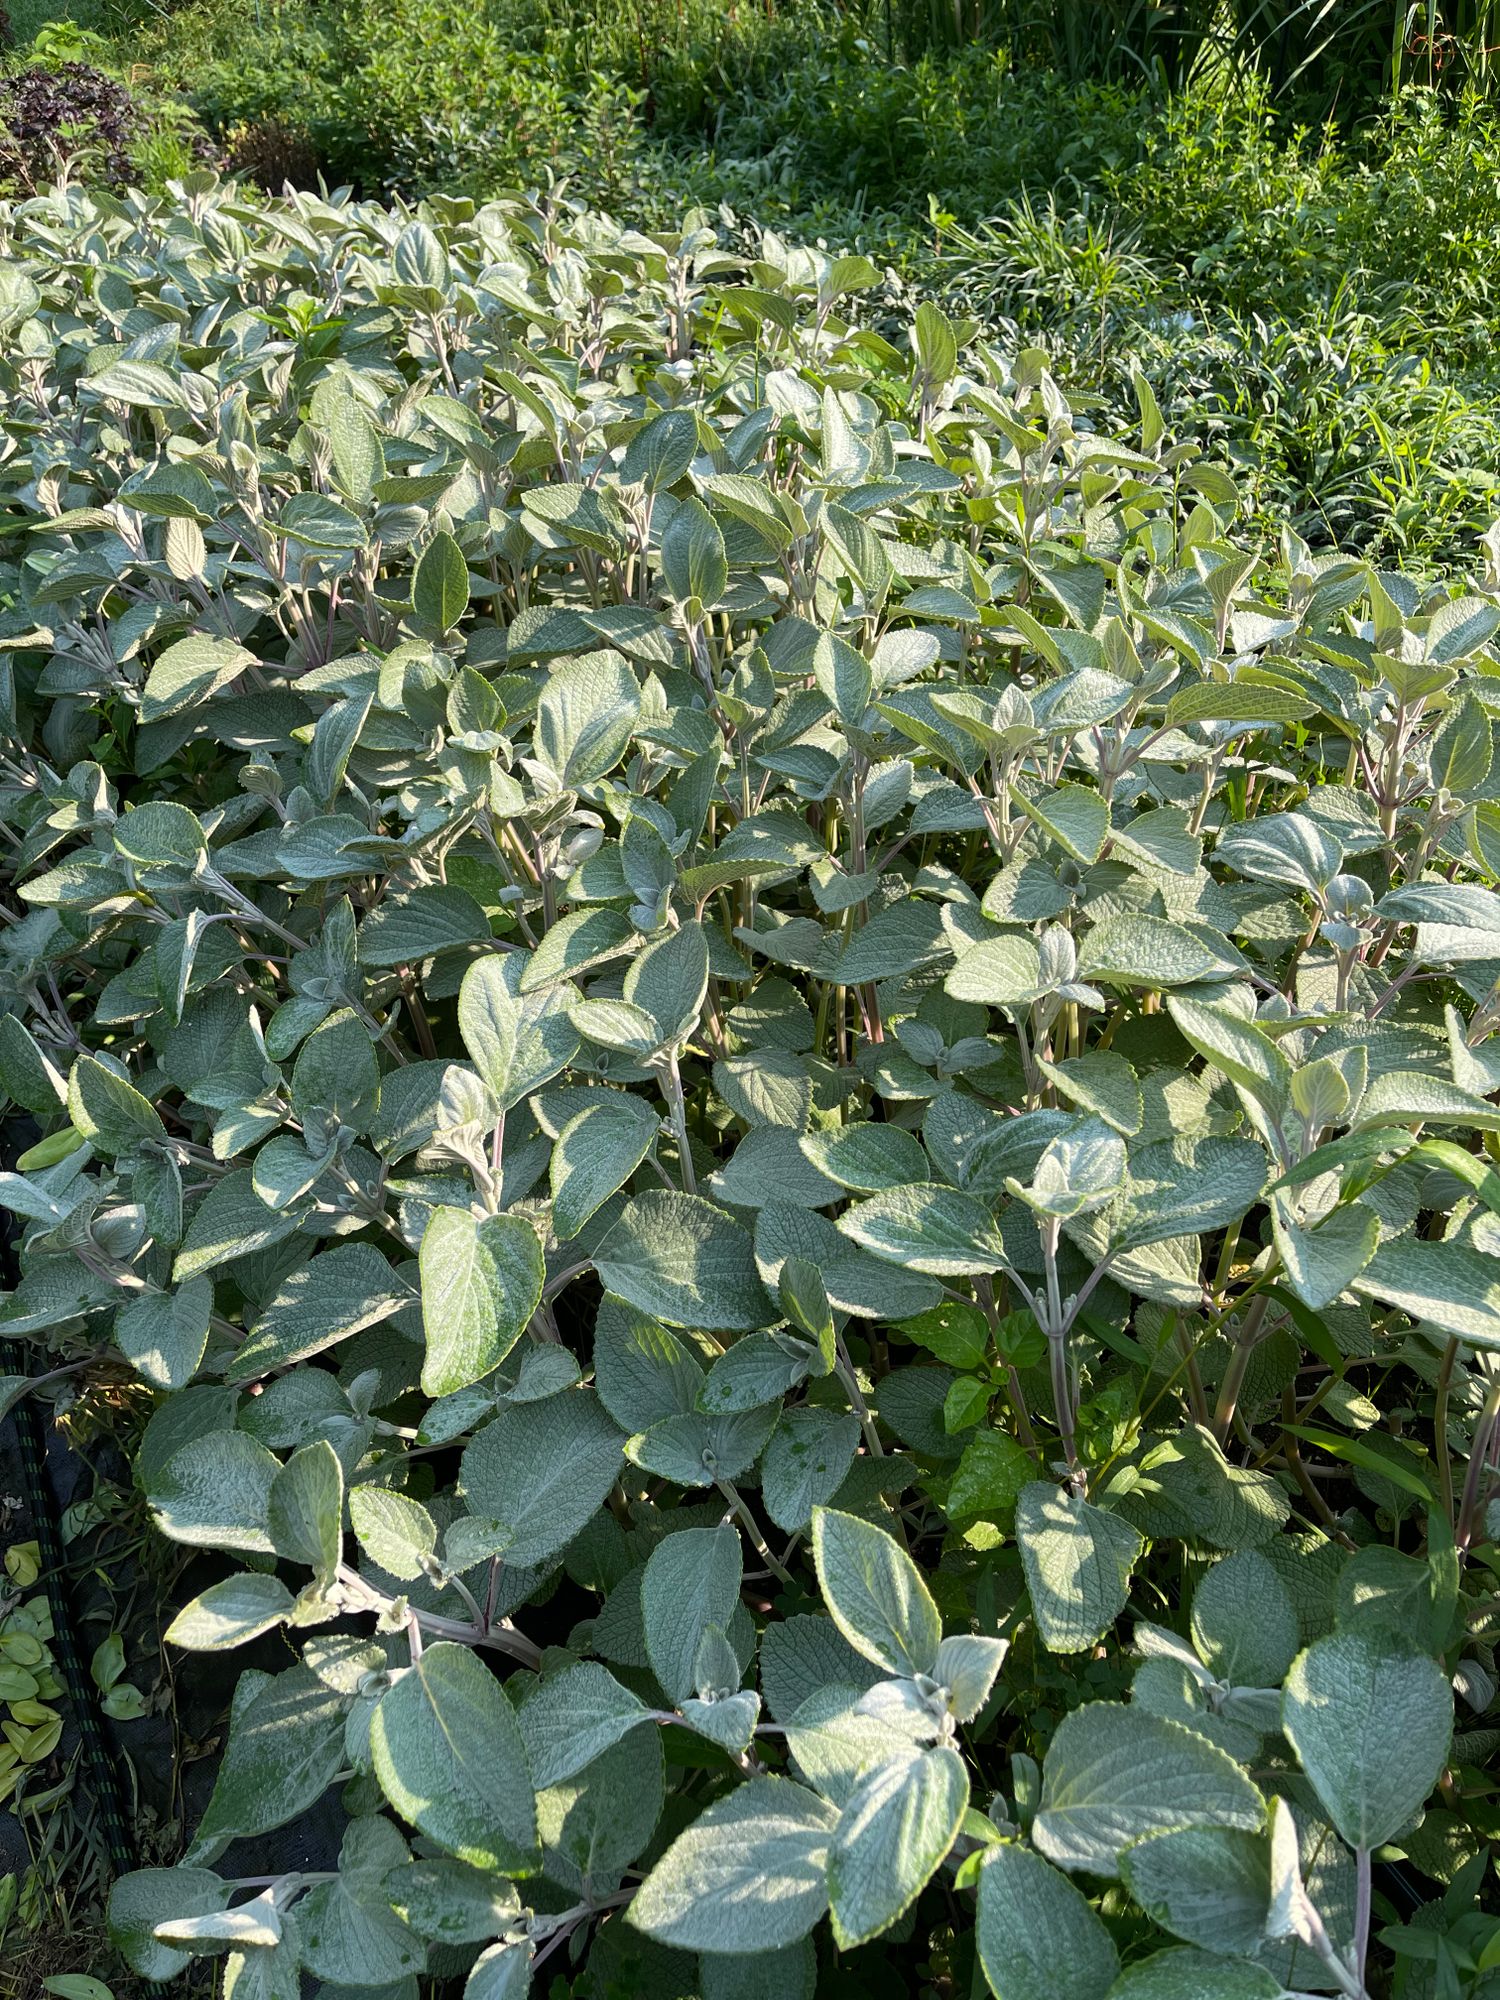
left=3, top=174, right=1500, bottom=1997
left=13, top=2, right=1500, bottom=571
left=0, top=56, right=136, bottom=191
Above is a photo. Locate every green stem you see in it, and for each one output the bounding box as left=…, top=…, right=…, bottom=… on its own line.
left=1211, top=1294, right=1269, bottom=1445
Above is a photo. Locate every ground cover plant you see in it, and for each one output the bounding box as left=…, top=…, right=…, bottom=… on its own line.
left=3, top=173, right=1500, bottom=1997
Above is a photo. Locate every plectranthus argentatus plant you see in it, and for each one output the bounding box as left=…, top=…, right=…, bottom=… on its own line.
left=0, top=171, right=1497, bottom=2000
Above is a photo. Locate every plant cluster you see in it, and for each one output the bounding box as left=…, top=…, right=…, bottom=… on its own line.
left=49, top=0, right=1500, bottom=568
left=0, top=57, right=137, bottom=192
left=2, top=175, right=1500, bottom=1998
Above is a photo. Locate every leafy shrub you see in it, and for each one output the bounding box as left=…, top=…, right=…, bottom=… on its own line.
left=2, top=176, right=1500, bottom=1997
left=0, top=57, right=136, bottom=190
left=221, top=112, right=321, bottom=191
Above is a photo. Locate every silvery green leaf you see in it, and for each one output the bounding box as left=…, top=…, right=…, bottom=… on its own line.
left=623, top=920, right=709, bottom=1044
left=464, top=1940, right=534, bottom=1999
left=827, top=1743, right=967, bottom=1947
left=680, top=1689, right=761, bottom=1751
left=757, top=1202, right=943, bottom=1321
left=1134, top=1621, right=1214, bottom=1687
left=115, top=1277, right=212, bottom=1390
left=1217, top=812, right=1342, bottom=896
left=1031, top=1703, right=1265, bottom=1877
left=623, top=407, right=699, bottom=491
left=165, top=1572, right=296, bottom=1651
left=933, top=1633, right=1008, bottom=1722
left=1016, top=1484, right=1143, bottom=1655
left=837, top=1183, right=1008, bottom=1276
left=569, top=996, right=665, bottom=1055
left=784, top=1685, right=926, bottom=1806
left=1191, top=1550, right=1300, bottom=1687
left=267, top=1437, right=343, bottom=1583
left=458, top=955, right=580, bottom=1111
left=1261, top=1793, right=1356, bottom=1990
left=534, top=650, right=641, bottom=787
left=1282, top=1629, right=1453, bottom=1850
left=976, top=1842, right=1118, bottom=2000
left=371, top=1643, right=539, bottom=1874
left=459, top=1390, right=623, bottom=1567
left=67, top=1053, right=165, bottom=1155
left=441, top=1515, right=513, bottom=1572
left=1016, top=781, right=1109, bottom=863
left=661, top=495, right=728, bottom=608
left=759, top=1614, right=883, bottom=1724
left=108, top=1867, right=230, bottom=1981
left=762, top=1408, right=861, bottom=1531
left=1009, top=1118, right=1126, bottom=1220
left=596, top=1191, right=773, bottom=1330
left=157, top=1889, right=282, bottom=1948
left=1219, top=1687, right=1283, bottom=1736
left=854, top=1676, right=944, bottom=1738
left=419, top=1207, right=545, bottom=1396
left=385, top=1857, right=521, bottom=1945
left=187, top=1662, right=352, bottom=1864
left=1355, top=1070, right=1500, bottom=1130
left=515, top=1661, right=652, bottom=1788
left=626, top=1404, right=777, bottom=1485
left=550, top=1093, right=658, bottom=1239
left=811, top=630, right=872, bottom=726
left=1109, top=1138, right=1269, bottom=1252
left=1336, top=1543, right=1441, bottom=1643
left=643, top=1524, right=743, bottom=1705
left=1035, top=1052, right=1143, bottom=1136
left=700, top=1330, right=813, bottom=1412
left=1270, top=1195, right=1380, bottom=1312
left=1103, top=1948, right=1282, bottom=1998
left=694, top=1622, right=741, bottom=1699
left=627, top=1776, right=837, bottom=1953
left=1132, top=1656, right=1262, bottom=1763
left=1077, top=915, right=1247, bottom=990
left=1355, top=1236, right=1500, bottom=1345
left=592, top=1296, right=704, bottom=1429
left=1120, top=1825, right=1271, bottom=1956
left=349, top=1486, right=440, bottom=1581
left=149, top=1431, right=280, bottom=1554
left=799, top=1121, right=930, bottom=1192
left=289, top=1006, right=380, bottom=1131
left=299, top=1819, right=424, bottom=1985
left=354, top=883, right=488, bottom=979
left=537, top=1725, right=665, bottom=1890
left=713, top=1049, right=814, bottom=1129
left=1165, top=995, right=1291, bottom=1128
left=709, top=1124, right=845, bottom=1210
left=945, top=934, right=1047, bottom=1008
left=139, top=632, right=253, bottom=722
left=411, top=529, right=469, bottom=637
left=699, top=1939, right=817, bottom=2000
left=1127, top=1426, right=1289, bottom=1549
left=232, top=1243, right=412, bottom=1378
left=812, top=1506, right=941, bottom=1678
